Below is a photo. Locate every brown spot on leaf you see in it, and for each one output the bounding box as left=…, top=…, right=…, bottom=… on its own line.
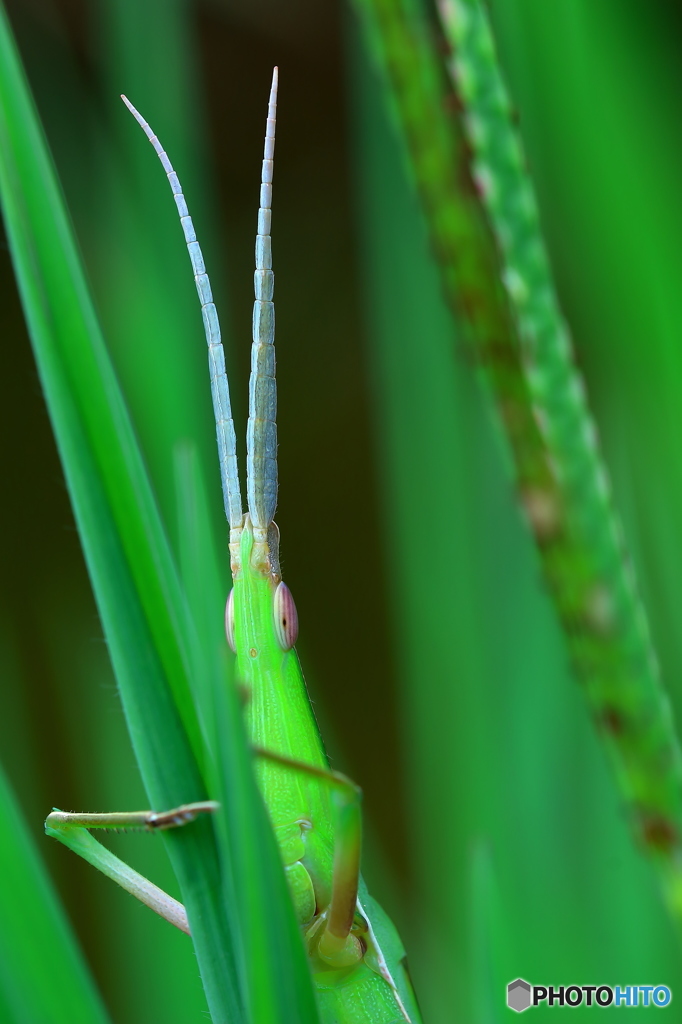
left=599, top=706, right=625, bottom=735
left=639, top=812, right=678, bottom=853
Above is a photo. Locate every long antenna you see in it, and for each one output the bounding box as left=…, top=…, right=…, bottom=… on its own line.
left=246, top=68, right=279, bottom=540
left=121, top=94, right=243, bottom=530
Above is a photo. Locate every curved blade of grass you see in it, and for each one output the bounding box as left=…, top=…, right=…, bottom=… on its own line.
left=438, top=0, right=682, bottom=906
left=0, top=7, right=323, bottom=1020
left=0, top=6, right=241, bottom=1019
left=89, top=3, right=229, bottom=1006
left=352, top=0, right=682, bottom=921
left=0, top=763, right=111, bottom=1024
left=349, top=18, right=680, bottom=1015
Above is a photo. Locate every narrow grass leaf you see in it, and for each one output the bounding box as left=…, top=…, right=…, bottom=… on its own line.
left=0, top=763, right=111, bottom=1024
left=0, top=6, right=242, bottom=1019
left=352, top=0, right=682, bottom=927
left=438, top=0, right=682, bottom=910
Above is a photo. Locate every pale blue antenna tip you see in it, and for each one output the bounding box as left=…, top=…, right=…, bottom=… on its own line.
left=121, top=92, right=243, bottom=530
left=246, top=68, right=279, bottom=535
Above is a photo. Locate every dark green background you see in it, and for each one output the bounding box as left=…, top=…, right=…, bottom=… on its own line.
left=2, top=1, right=682, bottom=1019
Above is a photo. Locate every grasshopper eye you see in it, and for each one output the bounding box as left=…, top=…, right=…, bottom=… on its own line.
left=273, top=582, right=298, bottom=650
left=225, top=589, right=236, bottom=653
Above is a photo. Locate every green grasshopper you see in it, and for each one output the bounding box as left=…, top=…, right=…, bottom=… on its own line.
left=46, top=69, right=422, bottom=1024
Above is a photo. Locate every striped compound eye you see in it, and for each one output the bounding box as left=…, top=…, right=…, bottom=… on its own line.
left=273, top=582, right=298, bottom=650
left=225, top=589, right=236, bottom=653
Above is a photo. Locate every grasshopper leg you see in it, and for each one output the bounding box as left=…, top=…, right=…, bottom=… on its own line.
left=252, top=746, right=363, bottom=966
left=45, top=802, right=219, bottom=934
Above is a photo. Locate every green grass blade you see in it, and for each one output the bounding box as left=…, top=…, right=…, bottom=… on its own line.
left=438, top=0, right=682, bottom=907
left=0, top=6, right=325, bottom=1020
left=349, top=4, right=682, bottom=1016
left=0, top=18, right=201, bottom=768
left=352, top=0, right=682, bottom=924
left=0, top=5, right=242, bottom=1019
left=0, top=763, right=111, bottom=1024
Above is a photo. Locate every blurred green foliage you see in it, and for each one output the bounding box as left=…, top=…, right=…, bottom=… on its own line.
left=1, top=0, right=682, bottom=1021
